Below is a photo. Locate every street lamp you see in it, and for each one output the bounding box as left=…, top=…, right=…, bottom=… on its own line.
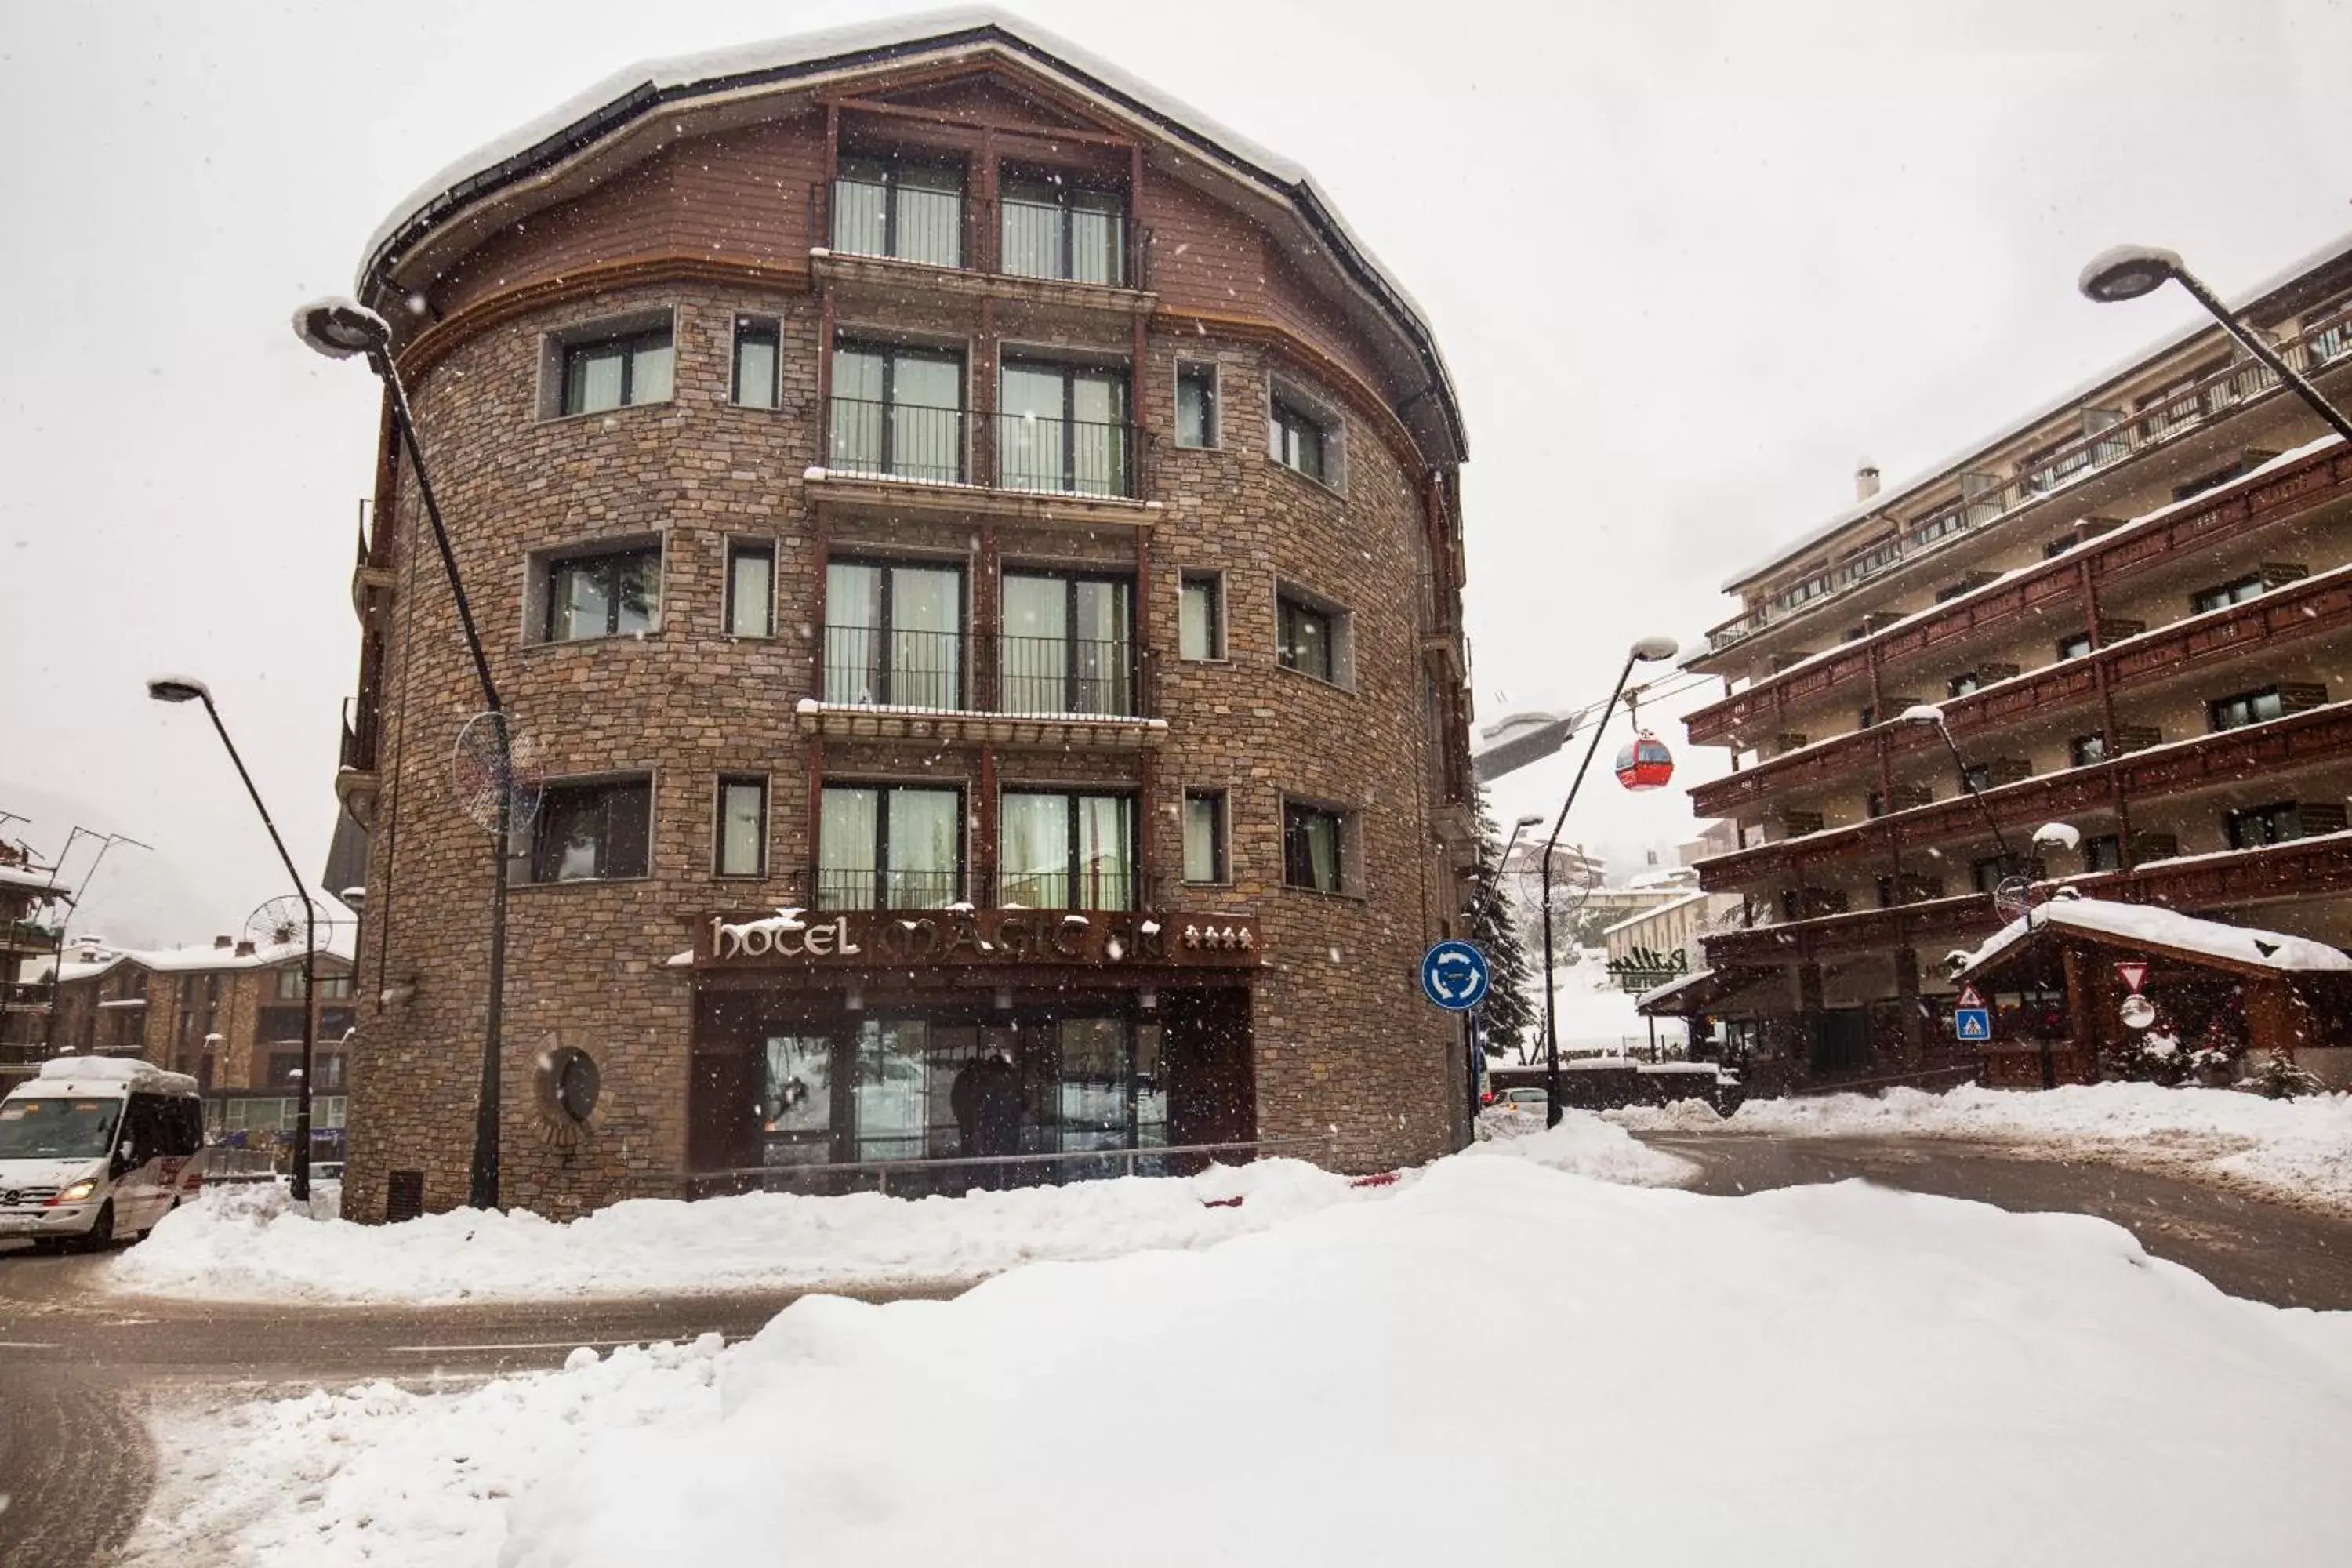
left=1541, top=636, right=1679, bottom=1127
left=293, top=295, right=510, bottom=1211
left=1898, top=704, right=2023, bottom=875
left=147, top=675, right=319, bottom=1200
left=2078, top=246, right=2352, bottom=445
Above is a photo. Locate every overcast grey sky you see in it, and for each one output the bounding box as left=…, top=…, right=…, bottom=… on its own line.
left=3, top=0, right=2349, bottom=935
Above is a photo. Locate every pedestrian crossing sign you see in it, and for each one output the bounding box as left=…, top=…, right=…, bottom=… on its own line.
left=1955, top=1007, right=1991, bottom=1042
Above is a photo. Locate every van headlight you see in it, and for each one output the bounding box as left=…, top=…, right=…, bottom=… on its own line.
left=49, top=1178, right=99, bottom=1205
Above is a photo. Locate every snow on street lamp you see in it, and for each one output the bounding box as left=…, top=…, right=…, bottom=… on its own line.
left=2078, top=245, right=2352, bottom=445
left=147, top=674, right=320, bottom=1200
left=1540, top=636, right=1679, bottom=1127
left=294, top=295, right=511, bottom=1211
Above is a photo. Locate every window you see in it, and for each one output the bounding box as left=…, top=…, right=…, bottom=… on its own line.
left=2192, top=575, right=2266, bottom=615
left=1947, top=672, right=1981, bottom=698
left=2209, top=687, right=2285, bottom=732
left=1000, top=790, right=1136, bottom=909
left=560, top=328, right=673, bottom=416
left=1856, top=706, right=1875, bottom=731
left=2223, top=801, right=2347, bottom=848
left=831, top=157, right=964, bottom=267
left=1277, top=593, right=1340, bottom=684
left=999, top=175, right=1127, bottom=285
left=1175, top=363, right=1218, bottom=448
left=1971, top=857, right=2010, bottom=894
left=2084, top=834, right=2124, bottom=872
left=522, top=778, right=652, bottom=884
left=824, top=559, right=965, bottom=710
left=1184, top=791, right=1228, bottom=884
left=2069, top=733, right=2108, bottom=768
left=830, top=343, right=964, bottom=483
left=998, top=361, right=1132, bottom=495
left=541, top=545, right=662, bottom=643
left=273, top=970, right=352, bottom=1000
left=1283, top=801, right=1347, bottom=894
left=715, top=776, right=768, bottom=877
left=1269, top=394, right=1330, bottom=483
left=817, top=785, right=962, bottom=909
left=1000, top=572, right=1134, bottom=716
left=726, top=543, right=775, bottom=638
left=732, top=319, right=780, bottom=409
left=2056, top=632, right=2092, bottom=660
left=1962, top=764, right=1992, bottom=793
left=1179, top=573, right=1223, bottom=661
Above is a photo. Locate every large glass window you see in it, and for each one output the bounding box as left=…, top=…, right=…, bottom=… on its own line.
left=1283, top=801, right=1345, bottom=893
left=561, top=328, right=673, bottom=416
left=727, top=543, right=774, bottom=638
left=818, top=784, right=963, bottom=909
left=997, top=361, right=1131, bottom=496
left=1000, top=572, right=1134, bottom=715
left=1269, top=395, right=1329, bottom=482
left=2209, top=687, right=2285, bottom=732
left=1277, top=595, right=1337, bottom=684
left=715, top=776, right=768, bottom=877
left=1000, top=176, right=1126, bottom=285
left=544, top=546, right=661, bottom=642
left=2227, top=800, right=2305, bottom=848
left=830, top=344, right=964, bottom=482
left=1000, top=791, right=1135, bottom=910
left=1183, top=791, right=1228, bottom=884
left=2192, top=575, right=2267, bottom=614
left=1175, top=364, right=1218, bottom=448
left=761, top=1033, right=837, bottom=1166
left=732, top=319, right=780, bottom=409
left=1179, top=574, right=1222, bottom=661
left=825, top=560, right=964, bottom=709
left=831, top=157, right=965, bottom=267
left=524, top=779, right=652, bottom=884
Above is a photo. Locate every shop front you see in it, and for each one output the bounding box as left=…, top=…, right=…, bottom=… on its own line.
left=686, top=907, right=1261, bottom=1194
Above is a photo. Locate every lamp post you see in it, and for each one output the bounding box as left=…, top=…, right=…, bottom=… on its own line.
left=147, top=676, right=319, bottom=1200
left=293, top=296, right=508, bottom=1211
left=1897, top=702, right=2023, bottom=876
left=2078, top=246, right=2352, bottom=445
left=1541, top=637, right=1679, bottom=1127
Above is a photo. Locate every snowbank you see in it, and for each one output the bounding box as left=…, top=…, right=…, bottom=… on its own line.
left=1613, top=1083, right=2352, bottom=1211
left=111, top=1159, right=1371, bottom=1304
left=140, top=1157, right=2352, bottom=1567
left=1468, top=1108, right=1697, bottom=1185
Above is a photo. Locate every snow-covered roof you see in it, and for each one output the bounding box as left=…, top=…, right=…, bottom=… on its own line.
left=1721, top=228, right=2352, bottom=593
left=31, top=929, right=358, bottom=982
left=1961, top=898, right=2352, bottom=978
left=20, top=1055, right=201, bottom=1097
left=1601, top=891, right=1709, bottom=938
left=0, top=863, right=69, bottom=897
left=1635, top=967, right=1719, bottom=1010
left=358, top=8, right=1462, bottom=456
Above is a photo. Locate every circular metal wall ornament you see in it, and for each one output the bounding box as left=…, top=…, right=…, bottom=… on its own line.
left=452, top=712, right=546, bottom=835
left=1993, top=877, right=2034, bottom=924
left=2119, top=993, right=2157, bottom=1030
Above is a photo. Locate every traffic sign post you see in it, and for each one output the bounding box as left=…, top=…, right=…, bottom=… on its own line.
left=1953, top=983, right=1991, bottom=1042
left=2115, top=961, right=2149, bottom=994
left=1421, top=940, right=1490, bottom=1012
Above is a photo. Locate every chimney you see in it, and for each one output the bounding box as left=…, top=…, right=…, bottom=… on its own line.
left=1855, top=459, right=1882, bottom=503
left=213, top=935, right=233, bottom=949
left=234, top=939, right=256, bottom=958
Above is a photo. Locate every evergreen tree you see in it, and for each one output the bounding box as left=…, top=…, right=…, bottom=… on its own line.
left=1467, top=789, right=1538, bottom=1056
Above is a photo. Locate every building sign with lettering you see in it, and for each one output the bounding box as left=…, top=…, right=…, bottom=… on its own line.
left=1606, top=945, right=1690, bottom=993
left=696, top=907, right=1261, bottom=971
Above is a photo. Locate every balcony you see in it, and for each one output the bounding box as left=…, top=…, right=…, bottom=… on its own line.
left=804, top=866, right=1147, bottom=913
left=336, top=695, right=383, bottom=827
left=1, top=979, right=53, bottom=1013
left=1703, top=302, right=2352, bottom=655
left=817, top=397, right=1152, bottom=520
left=826, top=397, right=967, bottom=486
left=812, top=178, right=1154, bottom=314
left=1696, top=699, right=2352, bottom=893
left=1688, top=441, right=2352, bottom=747
left=993, top=411, right=1138, bottom=499
left=804, top=625, right=1163, bottom=750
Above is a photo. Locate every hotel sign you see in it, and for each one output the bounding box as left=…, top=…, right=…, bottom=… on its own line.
left=697, top=907, right=1261, bottom=970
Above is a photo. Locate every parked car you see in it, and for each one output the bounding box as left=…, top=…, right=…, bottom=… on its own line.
left=1495, top=1087, right=1549, bottom=1116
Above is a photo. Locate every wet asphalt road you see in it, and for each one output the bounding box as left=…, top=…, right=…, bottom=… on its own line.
left=5, top=1137, right=2351, bottom=1565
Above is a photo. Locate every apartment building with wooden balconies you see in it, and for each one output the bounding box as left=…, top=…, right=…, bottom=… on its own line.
left=1656, top=234, right=2352, bottom=1083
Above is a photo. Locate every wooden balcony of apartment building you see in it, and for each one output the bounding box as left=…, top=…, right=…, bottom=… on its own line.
left=335, top=694, right=383, bottom=827
left=349, top=505, right=396, bottom=622
left=794, top=624, right=1166, bottom=750
left=1686, top=434, right=2352, bottom=747
left=1690, top=563, right=2352, bottom=817
left=1695, top=696, right=2352, bottom=892
left=1697, top=302, right=2352, bottom=660
left=1701, top=828, right=2352, bottom=969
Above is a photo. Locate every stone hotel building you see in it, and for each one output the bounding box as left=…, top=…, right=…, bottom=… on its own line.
left=1653, top=235, right=2352, bottom=1084
left=328, top=14, right=1477, bottom=1219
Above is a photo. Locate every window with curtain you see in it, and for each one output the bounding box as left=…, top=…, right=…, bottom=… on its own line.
left=727, top=543, right=774, bottom=638
left=998, top=361, right=1131, bottom=495
left=1183, top=792, right=1227, bottom=884
left=1000, top=572, right=1133, bottom=715
left=732, top=319, right=780, bottom=408
left=1269, top=396, right=1329, bottom=482
left=1283, top=801, right=1345, bottom=894
left=715, top=776, right=767, bottom=877
left=1179, top=575, right=1221, bottom=660
left=830, top=344, right=964, bottom=482
left=824, top=559, right=964, bottom=709
left=1176, top=364, right=1218, bottom=448
left=543, top=546, right=661, bottom=642
left=561, top=328, right=673, bottom=416
left=1277, top=595, right=1336, bottom=683
left=999, top=175, right=1126, bottom=285
left=1000, top=791, right=1135, bottom=909
left=818, top=785, right=962, bottom=909
left=523, top=778, right=652, bottom=884
left=832, top=157, right=965, bottom=267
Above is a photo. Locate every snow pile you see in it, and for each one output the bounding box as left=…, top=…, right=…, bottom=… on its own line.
left=110, top=1159, right=1377, bottom=1304
left=1614, top=1083, right=2352, bottom=1211
left=148, top=1158, right=2352, bottom=1567
left=1467, top=1108, right=1697, bottom=1185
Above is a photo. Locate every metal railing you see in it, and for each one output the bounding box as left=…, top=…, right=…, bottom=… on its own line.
left=827, top=176, right=965, bottom=267
left=820, top=623, right=967, bottom=710
left=993, top=411, right=1137, bottom=497
left=1708, top=302, right=2352, bottom=652
left=808, top=867, right=1145, bottom=913
left=812, top=867, right=967, bottom=912
left=999, top=197, right=1129, bottom=287
left=816, top=179, right=1147, bottom=289
left=678, top=1134, right=1335, bottom=1199
left=815, top=626, right=1142, bottom=717
left=998, top=631, right=1137, bottom=715
left=827, top=397, right=967, bottom=484
left=0, top=980, right=54, bottom=1011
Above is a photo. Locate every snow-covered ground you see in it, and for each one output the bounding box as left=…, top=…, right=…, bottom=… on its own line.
left=110, top=1114, right=1685, bottom=1304
left=1506, top=949, right=1686, bottom=1056
left=1613, top=1083, right=2352, bottom=1214
left=127, top=1152, right=2352, bottom=1567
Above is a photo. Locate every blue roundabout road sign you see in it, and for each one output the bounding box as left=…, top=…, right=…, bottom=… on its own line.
left=1421, top=940, right=1490, bottom=1012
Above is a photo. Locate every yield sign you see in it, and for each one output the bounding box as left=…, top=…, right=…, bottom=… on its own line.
left=2115, top=962, right=2149, bottom=994
left=1955, top=984, right=1985, bottom=1010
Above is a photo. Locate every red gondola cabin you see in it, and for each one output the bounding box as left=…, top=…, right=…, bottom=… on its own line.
left=1615, top=731, right=1675, bottom=791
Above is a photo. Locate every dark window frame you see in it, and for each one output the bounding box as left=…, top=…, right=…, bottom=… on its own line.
left=731, top=317, right=782, bottom=409
left=1269, top=394, right=1330, bottom=484
left=2191, top=574, right=2265, bottom=615
left=1178, top=572, right=1225, bottom=662
left=520, top=776, right=655, bottom=885
left=2068, top=733, right=2108, bottom=768
left=714, top=775, right=770, bottom=879
left=1183, top=789, right=1230, bottom=885
left=815, top=782, right=967, bottom=910
left=1282, top=800, right=1349, bottom=895
left=725, top=540, right=776, bottom=639
left=2225, top=800, right=2305, bottom=849
left=1276, top=593, right=1341, bottom=685
left=998, top=788, right=1138, bottom=909
left=2056, top=632, right=2093, bottom=660
left=1000, top=568, right=1136, bottom=715
left=541, top=544, right=662, bottom=644
left=1175, top=361, right=1220, bottom=448
left=2208, top=686, right=2285, bottom=732
left=560, top=327, right=673, bottom=416
left=829, top=341, right=967, bottom=483
left=997, top=170, right=1128, bottom=285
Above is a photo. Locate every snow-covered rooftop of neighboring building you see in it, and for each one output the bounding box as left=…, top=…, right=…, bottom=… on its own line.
left=31, top=930, right=357, bottom=983
left=0, top=863, right=69, bottom=896
left=1962, top=897, right=2352, bottom=978
left=1600, top=890, right=1709, bottom=938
